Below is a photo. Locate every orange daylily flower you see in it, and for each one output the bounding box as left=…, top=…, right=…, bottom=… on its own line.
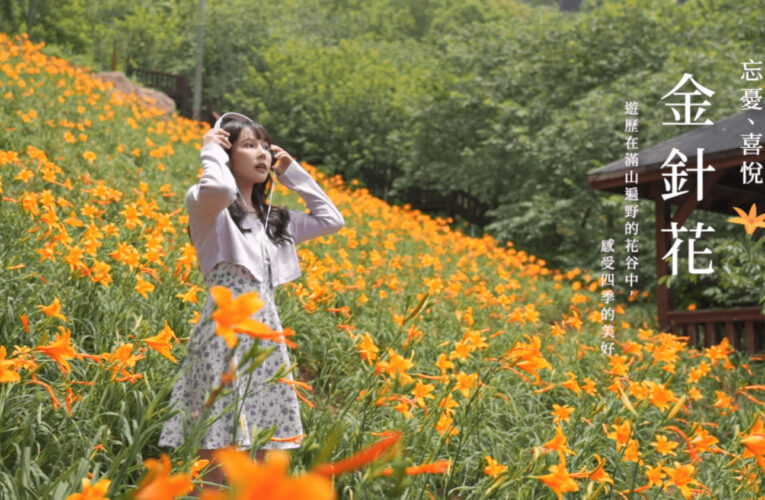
left=65, top=477, right=110, bottom=500
left=652, top=434, right=680, bottom=456
left=661, top=461, right=705, bottom=499
left=561, top=371, right=582, bottom=395
left=393, top=399, right=414, bottom=419
left=542, top=424, right=577, bottom=457
left=357, top=332, right=379, bottom=363
left=36, top=326, right=77, bottom=373
left=209, top=285, right=288, bottom=349
left=741, top=414, right=765, bottom=474
left=648, top=381, right=676, bottom=412
left=200, top=448, right=334, bottom=500
left=551, top=404, right=574, bottom=424
left=0, top=346, right=21, bottom=383
left=135, top=276, right=155, bottom=299
left=411, top=380, right=435, bottom=407
left=438, top=392, right=459, bottom=415
left=705, top=337, right=734, bottom=366
left=645, top=462, right=665, bottom=487
left=454, top=371, right=478, bottom=398
left=102, top=343, right=145, bottom=383
left=532, top=453, right=579, bottom=500
left=581, top=454, right=613, bottom=484
left=82, top=150, right=97, bottom=163
left=484, top=455, right=507, bottom=477
left=37, top=297, right=67, bottom=321
left=313, top=431, right=402, bottom=477
left=143, top=321, right=177, bottom=363
left=65, top=386, right=82, bottom=416
left=435, top=353, right=455, bottom=374
left=712, top=390, right=738, bottom=415
left=189, top=459, right=210, bottom=479
left=133, top=454, right=193, bottom=500
left=622, top=438, right=641, bottom=463
left=379, top=459, right=450, bottom=476
left=606, top=419, right=633, bottom=451
left=374, top=348, right=414, bottom=384
left=503, top=334, right=552, bottom=380
left=728, top=203, right=765, bottom=235
left=176, top=286, right=200, bottom=304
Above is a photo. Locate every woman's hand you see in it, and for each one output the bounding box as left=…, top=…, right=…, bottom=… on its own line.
left=270, top=145, right=294, bottom=176
left=202, top=128, right=231, bottom=150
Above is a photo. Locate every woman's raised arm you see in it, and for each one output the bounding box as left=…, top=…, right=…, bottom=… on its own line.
left=277, top=160, right=345, bottom=245
left=186, top=140, right=238, bottom=218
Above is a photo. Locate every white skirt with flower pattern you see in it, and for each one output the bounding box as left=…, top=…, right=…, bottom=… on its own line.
left=158, top=260, right=304, bottom=450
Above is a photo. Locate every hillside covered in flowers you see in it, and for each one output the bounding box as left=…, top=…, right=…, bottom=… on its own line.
left=0, top=33, right=763, bottom=499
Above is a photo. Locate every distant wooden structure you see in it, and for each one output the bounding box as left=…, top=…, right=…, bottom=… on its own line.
left=126, top=62, right=191, bottom=117
left=125, top=62, right=218, bottom=124
left=587, top=107, right=765, bottom=353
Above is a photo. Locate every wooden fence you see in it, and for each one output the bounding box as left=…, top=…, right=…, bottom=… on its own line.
left=125, top=62, right=192, bottom=118
left=667, top=306, right=765, bottom=354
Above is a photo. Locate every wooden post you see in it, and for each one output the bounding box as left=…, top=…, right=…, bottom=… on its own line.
left=745, top=321, right=756, bottom=353
left=655, top=194, right=672, bottom=332
left=705, top=321, right=716, bottom=348
left=688, top=324, right=697, bottom=349
left=192, top=0, right=206, bottom=121
left=177, top=75, right=191, bottom=118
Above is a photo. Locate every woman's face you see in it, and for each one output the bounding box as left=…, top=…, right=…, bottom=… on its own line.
left=229, top=127, right=272, bottom=185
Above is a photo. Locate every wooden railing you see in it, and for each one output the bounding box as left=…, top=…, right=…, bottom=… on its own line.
left=666, top=306, right=765, bottom=353
left=125, top=62, right=191, bottom=118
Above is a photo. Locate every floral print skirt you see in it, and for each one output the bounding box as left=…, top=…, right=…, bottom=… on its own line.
left=158, top=261, right=304, bottom=450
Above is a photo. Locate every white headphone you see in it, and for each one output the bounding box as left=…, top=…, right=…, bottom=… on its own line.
left=213, top=112, right=276, bottom=233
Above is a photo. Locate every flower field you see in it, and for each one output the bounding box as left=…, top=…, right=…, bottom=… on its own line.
left=0, top=32, right=764, bottom=499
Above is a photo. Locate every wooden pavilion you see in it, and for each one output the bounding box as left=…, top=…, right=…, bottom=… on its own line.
left=587, top=107, right=765, bottom=354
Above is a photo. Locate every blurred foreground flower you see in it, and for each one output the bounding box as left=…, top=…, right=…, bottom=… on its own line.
left=190, top=430, right=449, bottom=499
left=379, top=459, right=451, bottom=476
left=0, top=346, right=21, bottom=383
left=313, top=430, right=402, bottom=477
left=199, top=449, right=334, bottom=500
left=131, top=454, right=193, bottom=499
left=741, top=414, right=765, bottom=474
left=209, top=285, right=295, bottom=349
left=65, top=477, right=110, bottom=500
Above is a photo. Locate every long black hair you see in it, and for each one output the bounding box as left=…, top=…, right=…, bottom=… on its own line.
left=221, top=116, right=293, bottom=245
left=187, top=117, right=293, bottom=246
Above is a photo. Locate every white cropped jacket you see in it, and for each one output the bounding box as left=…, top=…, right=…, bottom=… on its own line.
left=186, top=141, right=345, bottom=288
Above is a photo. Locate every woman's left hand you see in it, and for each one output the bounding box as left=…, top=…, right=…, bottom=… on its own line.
left=270, top=145, right=293, bottom=176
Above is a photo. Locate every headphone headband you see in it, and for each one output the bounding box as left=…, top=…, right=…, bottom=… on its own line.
left=213, top=112, right=277, bottom=234
left=213, top=112, right=255, bottom=129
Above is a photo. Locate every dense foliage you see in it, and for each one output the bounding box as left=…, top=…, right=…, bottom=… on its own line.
left=4, top=1, right=763, bottom=282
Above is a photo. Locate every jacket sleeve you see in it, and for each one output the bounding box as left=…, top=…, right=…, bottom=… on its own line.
left=185, top=142, right=238, bottom=217
left=277, top=160, right=345, bottom=245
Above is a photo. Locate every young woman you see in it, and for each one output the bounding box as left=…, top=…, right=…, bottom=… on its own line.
left=158, top=112, right=344, bottom=492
